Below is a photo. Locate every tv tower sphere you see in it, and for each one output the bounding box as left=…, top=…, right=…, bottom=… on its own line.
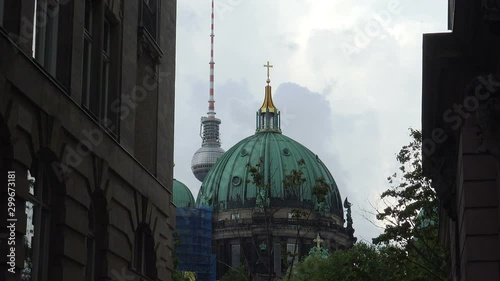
left=191, top=117, right=225, bottom=182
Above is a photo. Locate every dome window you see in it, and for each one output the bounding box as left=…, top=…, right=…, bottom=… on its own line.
left=232, top=176, right=242, bottom=186
left=240, top=148, right=248, bottom=157
left=282, top=148, right=291, bottom=156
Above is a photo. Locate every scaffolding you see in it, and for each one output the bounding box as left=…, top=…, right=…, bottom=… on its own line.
left=175, top=206, right=216, bottom=281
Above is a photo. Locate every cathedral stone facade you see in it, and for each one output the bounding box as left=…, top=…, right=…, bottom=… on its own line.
left=0, top=1, right=176, bottom=280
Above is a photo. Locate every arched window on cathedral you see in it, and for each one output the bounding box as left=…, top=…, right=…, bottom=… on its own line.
left=133, top=225, right=157, bottom=279
left=231, top=244, right=241, bottom=268
left=22, top=165, right=51, bottom=281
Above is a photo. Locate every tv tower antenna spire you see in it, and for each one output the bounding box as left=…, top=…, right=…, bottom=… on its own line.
left=208, top=0, right=216, bottom=117
left=191, top=0, right=225, bottom=182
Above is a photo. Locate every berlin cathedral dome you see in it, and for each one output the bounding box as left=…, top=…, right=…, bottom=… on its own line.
left=194, top=66, right=356, bottom=279
left=196, top=126, right=344, bottom=217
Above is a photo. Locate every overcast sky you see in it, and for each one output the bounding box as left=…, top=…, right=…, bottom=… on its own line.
left=174, top=0, right=448, bottom=243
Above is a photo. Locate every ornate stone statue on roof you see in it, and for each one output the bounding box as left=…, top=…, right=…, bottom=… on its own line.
left=344, top=197, right=353, bottom=229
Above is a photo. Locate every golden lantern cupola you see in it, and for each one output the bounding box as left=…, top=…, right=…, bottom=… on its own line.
left=256, top=61, right=281, bottom=133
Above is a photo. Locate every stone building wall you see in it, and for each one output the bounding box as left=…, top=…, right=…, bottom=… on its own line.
left=422, top=1, right=500, bottom=280
left=0, top=0, right=176, bottom=280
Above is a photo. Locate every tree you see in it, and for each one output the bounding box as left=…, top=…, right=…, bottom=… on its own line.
left=290, top=242, right=406, bottom=281
left=372, top=128, right=448, bottom=280
left=284, top=169, right=330, bottom=281
left=230, top=158, right=330, bottom=280
left=289, top=128, right=449, bottom=281
left=171, top=233, right=187, bottom=281
left=220, top=265, right=248, bottom=281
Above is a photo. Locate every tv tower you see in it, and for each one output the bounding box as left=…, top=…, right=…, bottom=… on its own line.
left=191, top=0, right=225, bottom=182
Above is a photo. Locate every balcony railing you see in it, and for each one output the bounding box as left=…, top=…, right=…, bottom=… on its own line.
left=213, top=217, right=344, bottom=231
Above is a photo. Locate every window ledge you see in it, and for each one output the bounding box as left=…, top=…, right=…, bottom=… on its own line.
left=0, top=27, right=70, bottom=94
left=138, top=26, right=163, bottom=62
left=128, top=267, right=156, bottom=281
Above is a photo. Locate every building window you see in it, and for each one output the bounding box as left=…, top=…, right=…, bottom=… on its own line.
left=101, top=18, right=111, bottom=123
left=1, top=0, right=21, bottom=36
left=286, top=243, right=297, bottom=254
left=85, top=203, right=96, bottom=281
left=286, top=243, right=298, bottom=266
left=230, top=213, right=240, bottom=220
left=33, top=0, right=59, bottom=76
left=22, top=168, right=51, bottom=281
left=231, top=176, right=242, bottom=186
left=141, top=0, right=157, bottom=39
left=134, top=226, right=157, bottom=279
left=285, top=185, right=299, bottom=200
left=0, top=0, right=4, bottom=26
left=82, top=0, right=93, bottom=108
left=82, top=3, right=120, bottom=137
left=85, top=193, right=107, bottom=281
left=231, top=244, right=241, bottom=268
left=101, top=15, right=120, bottom=135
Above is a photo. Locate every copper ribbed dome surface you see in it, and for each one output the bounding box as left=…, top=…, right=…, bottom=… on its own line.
left=173, top=179, right=195, bottom=208
left=196, top=131, right=343, bottom=217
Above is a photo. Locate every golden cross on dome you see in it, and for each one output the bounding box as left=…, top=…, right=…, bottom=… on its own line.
left=263, top=61, right=273, bottom=84
left=314, top=233, right=324, bottom=249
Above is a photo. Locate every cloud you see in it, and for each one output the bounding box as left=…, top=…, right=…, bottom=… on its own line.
left=174, top=0, right=449, bottom=241
left=274, top=82, right=385, bottom=240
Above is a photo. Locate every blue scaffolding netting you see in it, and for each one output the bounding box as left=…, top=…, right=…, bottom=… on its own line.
left=175, top=206, right=216, bottom=281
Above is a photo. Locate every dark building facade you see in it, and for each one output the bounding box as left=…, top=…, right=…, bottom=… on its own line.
left=422, top=1, right=500, bottom=280
left=0, top=0, right=176, bottom=280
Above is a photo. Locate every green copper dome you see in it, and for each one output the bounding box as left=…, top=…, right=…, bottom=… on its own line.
left=173, top=179, right=195, bottom=208
left=196, top=70, right=344, bottom=217
left=196, top=132, right=343, bottom=216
